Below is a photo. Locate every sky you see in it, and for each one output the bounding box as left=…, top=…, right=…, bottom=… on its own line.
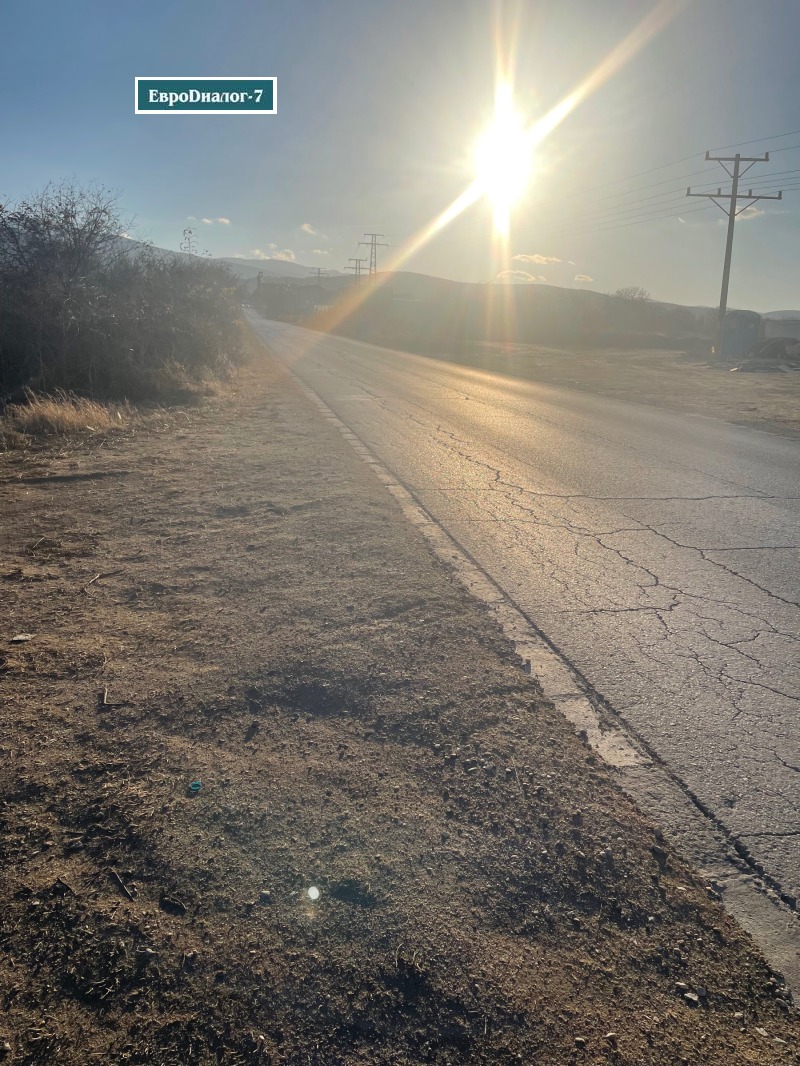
left=2, top=0, right=800, bottom=311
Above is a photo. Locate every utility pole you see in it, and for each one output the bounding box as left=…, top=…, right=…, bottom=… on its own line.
left=345, top=257, right=367, bottom=284
left=687, top=152, right=782, bottom=359
left=358, top=233, right=389, bottom=278
left=309, top=267, right=327, bottom=286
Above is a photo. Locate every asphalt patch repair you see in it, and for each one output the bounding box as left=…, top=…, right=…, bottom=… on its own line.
left=1, top=348, right=798, bottom=1064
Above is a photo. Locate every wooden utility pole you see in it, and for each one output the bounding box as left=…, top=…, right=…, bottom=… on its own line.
left=687, top=152, right=782, bottom=358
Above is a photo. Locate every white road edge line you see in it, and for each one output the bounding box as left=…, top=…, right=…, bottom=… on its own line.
left=271, top=333, right=800, bottom=997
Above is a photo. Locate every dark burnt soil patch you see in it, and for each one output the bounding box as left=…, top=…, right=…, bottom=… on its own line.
left=0, top=353, right=797, bottom=1064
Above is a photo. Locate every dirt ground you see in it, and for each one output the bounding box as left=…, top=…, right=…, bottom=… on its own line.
left=452, top=343, right=800, bottom=438
left=1, top=346, right=798, bottom=1064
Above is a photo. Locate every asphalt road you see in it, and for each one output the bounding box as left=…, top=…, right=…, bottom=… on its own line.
left=251, top=316, right=800, bottom=905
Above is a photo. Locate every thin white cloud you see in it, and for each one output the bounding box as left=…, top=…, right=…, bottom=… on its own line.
left=196, top=216, right=231, bottom=225
left=738, top=205, right=765, bottom=221
left=301, top=222, right=327, bottom=238
left=513, top=253, right=561, bottom=264
left=216, top=217, right=231, bottom=225
left=201, top=218, right=214, bottom=225
left=312, top=249, right=329, bottom=256
left=574, top=274, right=593, bottom=282
left=496, top=270, right=539, bottom=283
left=249, top=246, right=296, bottom=261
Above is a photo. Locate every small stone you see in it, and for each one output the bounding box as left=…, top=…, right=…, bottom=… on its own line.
left=754, top=1027, right=768, bottom=1037
left=571, top=810, right=583, bottom=825
left=484, top=763, right=496, bottom=776
left=505, top=767, right=514, bottom=778
left=574, top=1037, right=587, bottom=1049
left=0, top=1043, right=10, bottom=1058
left=733, top=1012, right=744, bottom=1020
left=675, top=982, right=688, bottom=992
left=651, top=845, right=668, bottom=867
left=259, top=890, right=272, bottom=904
left=696, top=987, right=707, bottom=999
left=605, top=1032, right=618, bottom=1047
left=684, top=993, right=700, bottom=1006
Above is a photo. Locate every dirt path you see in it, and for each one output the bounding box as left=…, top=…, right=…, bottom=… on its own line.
left=1, top=349, right=798, bottom=1064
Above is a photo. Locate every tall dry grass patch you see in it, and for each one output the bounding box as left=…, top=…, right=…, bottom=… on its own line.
left=4, top=391, right=131, bottom=438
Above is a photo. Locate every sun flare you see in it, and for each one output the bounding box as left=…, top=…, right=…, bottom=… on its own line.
left=474, top=82, right=532, bottom=238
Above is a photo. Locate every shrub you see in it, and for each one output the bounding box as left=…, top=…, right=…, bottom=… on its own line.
left=0, top=183, right=247, bottom=401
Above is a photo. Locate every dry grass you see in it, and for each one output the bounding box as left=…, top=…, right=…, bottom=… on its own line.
left=2, top=391, right=133, bottom=439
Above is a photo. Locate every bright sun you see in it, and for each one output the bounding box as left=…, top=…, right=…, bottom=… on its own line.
left=474, top=82, right=532, bottom=238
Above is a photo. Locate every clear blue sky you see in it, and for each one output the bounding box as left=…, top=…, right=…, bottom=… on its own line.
left=2, top=0, right=799, bottom=311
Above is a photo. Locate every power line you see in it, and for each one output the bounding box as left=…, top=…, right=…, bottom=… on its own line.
left=534, top=202, right=713, bottom=242
left=709, top=128, right=800, bottom=152
left=563, top=127, right=800, bottom=206
left=541, top=190, right=695, bottom=230
left=692, top=166, right=800, bottom=188
left=535, top=163, right=799, bottom=237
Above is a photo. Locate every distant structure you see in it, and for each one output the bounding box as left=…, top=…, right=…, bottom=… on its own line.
left=687, top=152, right=782, bottom=358
left=309, top=267, right=327, bottom=285
left=345, top=257, right=367, bottom=284
left=358, top=233, right=389, bottom=278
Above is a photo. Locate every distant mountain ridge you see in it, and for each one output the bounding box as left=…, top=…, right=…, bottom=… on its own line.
left=119, top=237, right=341, bottom=280
left=220, top=256, right=343, bottom=280
left=119, top=239, right=796, bottom=315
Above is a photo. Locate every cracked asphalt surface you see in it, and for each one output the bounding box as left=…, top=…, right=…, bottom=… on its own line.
left=251, top=316, right=800, bottom=907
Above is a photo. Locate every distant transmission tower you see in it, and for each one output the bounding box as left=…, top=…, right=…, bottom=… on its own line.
left=309, top=267, right=327, bottom=286
left=345, top=257, right=367, bottom=284
left=687, top=152, right=782, bottom=358
left=358, top=232, right=389, bottom=278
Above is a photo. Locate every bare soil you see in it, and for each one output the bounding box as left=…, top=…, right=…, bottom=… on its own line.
left=1, top=348, right=798, bottom=1064
left=460, top=343, right=800, bottom=438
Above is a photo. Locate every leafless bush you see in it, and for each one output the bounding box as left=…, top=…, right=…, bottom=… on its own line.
left=0, top=183, right=246, bottom=400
